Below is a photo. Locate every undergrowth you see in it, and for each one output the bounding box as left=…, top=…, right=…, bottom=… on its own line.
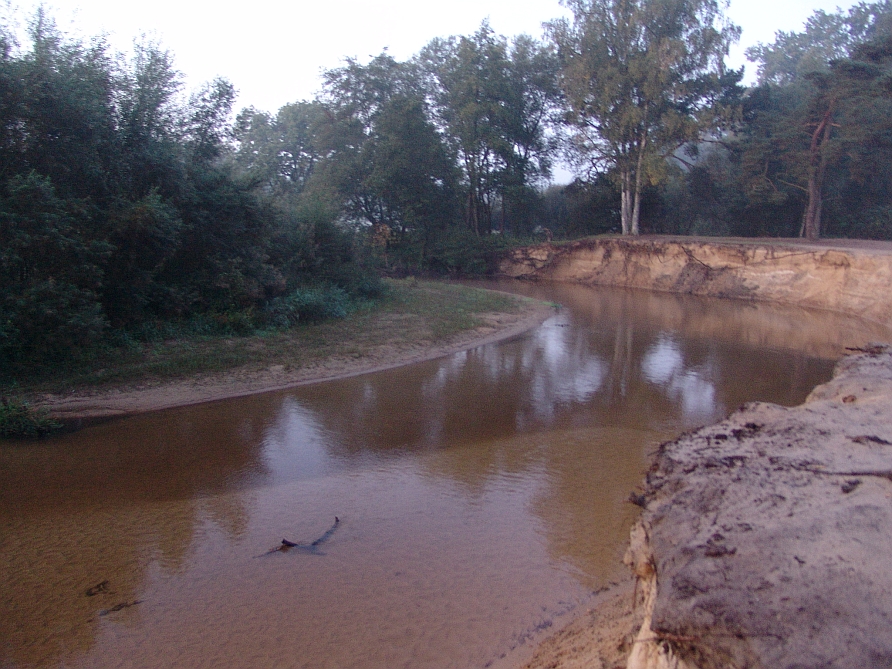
left=0, top=398, right=62, bottom=438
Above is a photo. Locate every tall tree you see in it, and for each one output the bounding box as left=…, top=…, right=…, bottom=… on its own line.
left=746, top=0, right=892, bottom=86
left=362, top=95, right=457, bottom=255
left=420, top=25, right=561, bottom=235
left=548, top=0, right=740, bottom=235
left=313, top=53, right=423, bottom=223
left=234, top=101, right=326, bottom=200
left=743, top=0, right=892, bottom=239
left=496, top=35, right=563, bottom=233
left=420, top=24, right=513, bottom=236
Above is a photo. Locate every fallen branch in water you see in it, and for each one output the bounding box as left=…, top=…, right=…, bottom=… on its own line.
left=256, top=517, right=341, bottom=557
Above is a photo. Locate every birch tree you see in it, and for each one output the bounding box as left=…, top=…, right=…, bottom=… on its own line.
left=548, top=0, right=739, bottom=234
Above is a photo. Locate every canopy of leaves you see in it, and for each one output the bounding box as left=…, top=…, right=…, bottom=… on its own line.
left=0, top=10, right=380, bottom=378
left=548, top=0, right=741, bottom=233
left=734, top=0, right=892, bottom=239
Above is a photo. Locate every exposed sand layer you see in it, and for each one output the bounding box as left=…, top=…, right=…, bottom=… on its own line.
left=35, top=301, right=554, bottom=421
left=500, top=236, right=892, bottom=330
left=524, top=345, right=892, bottom=669
left=517, top=582, right=643, bottom=669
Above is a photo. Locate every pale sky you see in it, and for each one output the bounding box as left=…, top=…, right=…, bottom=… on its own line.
left=8, top=0, right=863, bottom=115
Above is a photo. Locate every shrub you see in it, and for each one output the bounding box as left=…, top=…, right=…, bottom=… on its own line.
left=0, top=398, right=62, bottom=438
left=425, top=228, right=510, bottom=276
left=0, top=281, right=108, bottom=370
left=263, top=286, right=350, bottom=329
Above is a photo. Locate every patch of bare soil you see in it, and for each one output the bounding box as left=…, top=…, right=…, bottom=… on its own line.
left=34, top=301, right=554, bottom=421
left=524, top=344, right=892, bottom=669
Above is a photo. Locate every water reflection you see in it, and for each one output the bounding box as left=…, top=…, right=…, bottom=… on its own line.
left=1, top=282, right=887, bottom=669
left=642, top=335, right=717, bottom=418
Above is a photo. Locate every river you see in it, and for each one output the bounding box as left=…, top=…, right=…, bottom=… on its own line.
left=1, top=282, right=888, bottom=669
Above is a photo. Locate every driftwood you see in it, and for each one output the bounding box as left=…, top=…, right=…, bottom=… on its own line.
left=257, top=517, right=341, bottom=557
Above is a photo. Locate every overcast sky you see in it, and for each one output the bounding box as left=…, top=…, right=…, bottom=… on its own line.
left=8, top=0, right=862, bottom=115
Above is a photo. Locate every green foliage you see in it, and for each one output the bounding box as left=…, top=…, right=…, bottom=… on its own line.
left=0, top=7, right=389, bottom=382
left=420, top=25, right=562, bottom=236
left=0, top=398, right=62, bottom=438
left=745, top=1, right=892, bottom=85
left=234, top=101, right=324, bottom=198
left=424, top=227, right=511, bottom=276
left=738, top=2, right=892, bottom=239
left=264, top=286, right=350, bottom=328
left=548, top=0, right=742, bottom=235
left=363, top=96, right=458, bottom=239
left=1, top=281, right=108, bottom=367
left=0, top=172, right=109, bottom=368
left=542, top=178, right=622, bottom=237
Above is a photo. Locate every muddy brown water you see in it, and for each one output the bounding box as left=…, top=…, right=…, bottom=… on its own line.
left=2, top=282, right=889, bottom=669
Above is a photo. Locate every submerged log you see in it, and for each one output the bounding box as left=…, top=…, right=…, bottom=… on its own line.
left=257, top=517, right=341, bottom=557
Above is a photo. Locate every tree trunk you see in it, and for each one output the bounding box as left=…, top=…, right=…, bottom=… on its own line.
left=621, top=169, right=632, bottom=235
left=467, top=189, right=479, bottom=237
left=631, top=131, right=647, bottom=236
left=802, top=173, right=823, bottom=241
left=500, top=196, right=506, bottom=234
left=801, top=101, right=835, bottom=241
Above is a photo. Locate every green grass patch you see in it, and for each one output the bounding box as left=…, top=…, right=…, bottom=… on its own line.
left=380, top=280, right=521, bottom=340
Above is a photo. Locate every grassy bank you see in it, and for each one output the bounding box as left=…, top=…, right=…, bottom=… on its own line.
left=2, top=280, right=523, bottom=400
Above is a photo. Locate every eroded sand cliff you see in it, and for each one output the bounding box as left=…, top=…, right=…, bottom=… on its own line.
left=621, top=344, right=892, bottom=669
left=500, top=237, right=892, bottom=329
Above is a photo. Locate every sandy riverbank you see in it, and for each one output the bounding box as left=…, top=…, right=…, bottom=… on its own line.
left=500, top=236, right=892, bottom=329
left=33, top=298, right=555, bottom=422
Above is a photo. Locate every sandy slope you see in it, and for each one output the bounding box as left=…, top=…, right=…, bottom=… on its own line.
left=501, top=237, right=892, bottom=330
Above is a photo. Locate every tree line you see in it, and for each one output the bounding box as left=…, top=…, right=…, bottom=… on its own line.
left=2, top=1, right=892, bottom=375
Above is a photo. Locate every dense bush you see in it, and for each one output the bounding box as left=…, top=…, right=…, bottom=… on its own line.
left=264, top=286, right=351, bottom=328
left=0, top=398, right=62, bottom=438
left=0, top=14, right=383, bottom=380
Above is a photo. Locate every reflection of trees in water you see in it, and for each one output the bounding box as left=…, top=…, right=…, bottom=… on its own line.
left=0, top=398, right=273, bottom=668
left=280, top=281, right=845, bottom=473
left=288, top=285, right=733, bottom=460
left=281, top=282, right=844, bottom=588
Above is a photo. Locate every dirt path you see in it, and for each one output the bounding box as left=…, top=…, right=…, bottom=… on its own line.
left=34, top=301, right=555, bottom=421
